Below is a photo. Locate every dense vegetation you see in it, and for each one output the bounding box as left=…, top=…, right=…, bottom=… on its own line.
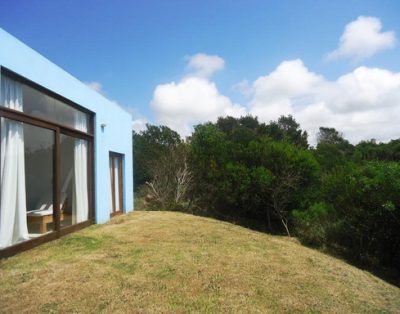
left=133, top=116, right=400, bottom=281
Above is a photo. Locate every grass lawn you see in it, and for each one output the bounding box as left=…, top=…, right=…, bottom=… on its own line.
left=0, top=211, right=399, bottom=313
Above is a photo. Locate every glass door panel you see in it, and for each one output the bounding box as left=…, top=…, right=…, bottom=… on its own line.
left=60, top=134, right=89, bottom=227
left=24, top=123, right=55, bottom=236
left=0, top=118, right=55, bottom=249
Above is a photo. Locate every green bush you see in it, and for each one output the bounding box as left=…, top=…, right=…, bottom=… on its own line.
left=134, top=119, right=400, bottom=276
left=293, top=202, right=335, bottom=246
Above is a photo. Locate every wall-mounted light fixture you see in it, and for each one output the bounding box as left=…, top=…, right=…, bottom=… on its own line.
left=101, top=123, right=107, bottom=132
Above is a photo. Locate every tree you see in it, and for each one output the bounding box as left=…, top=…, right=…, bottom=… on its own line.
left=260, top=115, right=309, bottom=148
left=249, top=139, right=319, bottom=235
left=277, top=115, right=309, bottom=148
left=317, top=127, right=346, bottom=145
left=145, top=144, right=192, bottom=210
left=189, top=118, right=318, bottom=235
left=354, top=139, right=400, bottom=161
left=189, top=123, right=231, bottom=214
left=294, top=160, right=400, bottom=272
left=314, top=127, right=354, bottom=171
left=133, top=124, right=181, bottom=188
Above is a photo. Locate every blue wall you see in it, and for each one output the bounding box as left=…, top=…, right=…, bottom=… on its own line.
left=0, top=28, right=134, bottom=223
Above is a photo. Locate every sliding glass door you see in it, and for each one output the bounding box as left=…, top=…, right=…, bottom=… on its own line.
left=0, top=70, right=94, bottom=255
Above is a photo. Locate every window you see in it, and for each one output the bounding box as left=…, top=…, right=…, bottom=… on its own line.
left=1, top=73, right=89, bottom=132
left=0, top=71, right=93, bottom=254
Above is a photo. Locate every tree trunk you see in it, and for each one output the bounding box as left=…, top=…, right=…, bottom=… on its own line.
left=281, top=218, right=291, bottom=237
left=266, top=208, right=272, bottom=232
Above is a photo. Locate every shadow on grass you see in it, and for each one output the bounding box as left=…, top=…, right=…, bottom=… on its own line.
left=298, top=239, right=400, bottom=288
left=149, top=206, right=400, bottom=289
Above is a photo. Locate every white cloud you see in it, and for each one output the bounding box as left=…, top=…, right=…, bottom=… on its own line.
left=132, top=118, right=149, bottom=133
left=248, top=60, right=400, bottom=145
left=232, top=79, right=253, bottom=97
left=150, top=51, right=400, bottom=145
left=151, top=76, right=245, bottom=136
left=151, top=53, right=246, bottom=136
left=249, top=59, right=323, bottom=121
left=318, top=66, right=400, bottom=113
left=186, top=53, right=225, bottom=77
left=85, top=81, right=104, bottom=94
left=327, top=16, right=396, bottom=62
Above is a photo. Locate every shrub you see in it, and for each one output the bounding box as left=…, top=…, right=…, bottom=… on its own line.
left=293, top=202, right=335, bottom=246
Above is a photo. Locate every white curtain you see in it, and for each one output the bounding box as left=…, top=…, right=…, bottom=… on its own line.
left=72, top=111, right=88, bottom=224
left=109, top=161, right=113, bottom=213
left=113, top=157, right=120, bottom=211
left=0, top=77, right=29, bottom=248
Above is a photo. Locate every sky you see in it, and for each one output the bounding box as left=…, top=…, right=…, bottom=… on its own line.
left=0, top=0, right=399, bottom=144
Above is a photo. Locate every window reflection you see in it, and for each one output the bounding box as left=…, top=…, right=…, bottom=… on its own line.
left=24, top=123, right=55, bottom=235
left=20, top=84, right=89, bottom=131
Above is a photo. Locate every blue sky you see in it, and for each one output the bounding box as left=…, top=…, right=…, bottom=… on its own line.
left=1, top=1, right=399, bottom=143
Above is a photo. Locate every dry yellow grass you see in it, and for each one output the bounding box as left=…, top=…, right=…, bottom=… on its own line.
left=0, top=211, right=399, bottom=313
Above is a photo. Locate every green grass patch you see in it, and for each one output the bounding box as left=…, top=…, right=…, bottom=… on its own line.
left=111, top=262, right=137, bottom=274
left=155, top=265, right=176, bottom=279
left=57, top=234, right=113, bottom=252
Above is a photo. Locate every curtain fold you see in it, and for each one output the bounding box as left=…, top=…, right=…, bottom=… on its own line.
left=0, top=77, right=29, bottom=248
left=109, top=160, right=113, bottom=213
left=114, top=157, right=120, bottom=211
left=72, top=111, right=88, bottom=224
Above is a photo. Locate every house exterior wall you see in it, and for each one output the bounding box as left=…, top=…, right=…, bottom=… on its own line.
left=0, top=28, right=134, bottom=223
